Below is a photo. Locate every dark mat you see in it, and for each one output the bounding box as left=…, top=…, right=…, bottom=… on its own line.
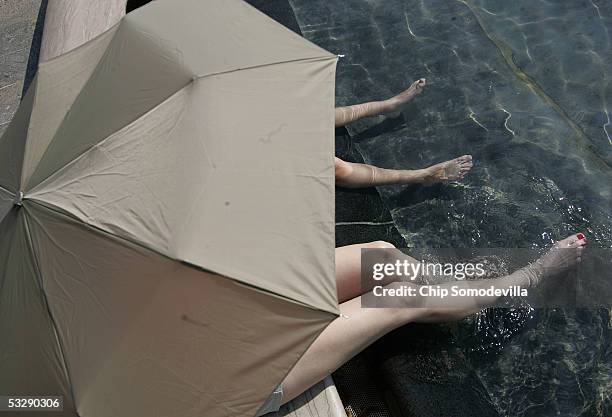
left=335, top=126, right=406, bottom=248
left=368, top=325, right=499, bottom=417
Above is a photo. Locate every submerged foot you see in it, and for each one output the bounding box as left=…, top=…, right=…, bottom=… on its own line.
left=516, top=234, right=587, bottom=288
left=421, top=155, right=473, bottom=185
left=384, top=78, right=427, bottom=118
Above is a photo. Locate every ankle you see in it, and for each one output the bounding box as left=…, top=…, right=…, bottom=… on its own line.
left=381, top=98, right=399, bottom=114
left=414, top=167, right=432, bottom=183
left=511, top=260, right=545, bottom=289
left=399, top=169, right=427, bottom=184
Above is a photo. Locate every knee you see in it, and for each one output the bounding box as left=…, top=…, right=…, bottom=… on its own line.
left=365, top=241, right=398, bottom=264
left=368, top=240, right=396, bottom=250
left=334, top=158, right=353, bottom=182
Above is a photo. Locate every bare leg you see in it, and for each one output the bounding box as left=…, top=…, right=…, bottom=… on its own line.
left=335, top=155, right=473, bottom=188
left=281, top=294, right=420, bottom=403
left=282, top=234, right=586, bottom=403
left=335, top=78, right=427, bottom=127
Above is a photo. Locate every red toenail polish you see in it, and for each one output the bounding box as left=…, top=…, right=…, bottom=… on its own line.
left=577, top=233, right=585, bottom=240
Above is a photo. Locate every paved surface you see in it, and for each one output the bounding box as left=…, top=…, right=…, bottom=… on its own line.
left=0, top=0, right=45, bottom=136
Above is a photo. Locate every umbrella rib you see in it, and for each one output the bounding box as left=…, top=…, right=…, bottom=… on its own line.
left=22, top=25, right=123, bottom=192
left=0, top=184, right=14, bottom=196
left=25, top=199, right=339, bottom=316
left=20, top=210, right=79, bottom=413
left=25, top=78, right=191, bottom=195
left=193, top=54, right=337, bottom=81
left=26, top=54, right=337, bottom=196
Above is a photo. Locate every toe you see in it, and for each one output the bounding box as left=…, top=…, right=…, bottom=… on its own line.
left=557, top=235, right=576, bottom=247
left=567, top=233, right=587, bottom=247
left=414, top=78, right=426, bottom=91
left=457, top=157, right=474, bottom=170
left=562, top=234, right=587, bottom=247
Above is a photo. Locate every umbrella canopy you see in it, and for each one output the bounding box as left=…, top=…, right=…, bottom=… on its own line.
left=0, top=0, right=339, bottom=416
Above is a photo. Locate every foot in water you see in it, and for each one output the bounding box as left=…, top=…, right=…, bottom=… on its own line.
left=384, top=78, right=427, bottom=118
left=516, top=234, right=587, bottom=288
left=421, top=155, right=473, bottom=185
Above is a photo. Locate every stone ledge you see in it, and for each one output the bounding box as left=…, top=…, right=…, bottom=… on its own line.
left=271, top=377, right=347, bottom=417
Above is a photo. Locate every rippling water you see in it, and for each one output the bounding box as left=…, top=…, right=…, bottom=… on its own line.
left=289, top=0, right=612, bottom=415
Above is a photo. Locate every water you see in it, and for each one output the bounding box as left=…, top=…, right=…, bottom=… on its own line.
left=289, top=0, right=611, bottom=415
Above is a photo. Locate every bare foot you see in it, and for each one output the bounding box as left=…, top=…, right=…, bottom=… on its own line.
left=384, top=78, right=427, bottom=118
left=421, top=155, right=473, bottom=185
left=516, top=234, right=587, bottom=288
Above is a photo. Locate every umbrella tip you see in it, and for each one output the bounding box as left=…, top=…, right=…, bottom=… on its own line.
left=14, top=191, right=24, bottom=207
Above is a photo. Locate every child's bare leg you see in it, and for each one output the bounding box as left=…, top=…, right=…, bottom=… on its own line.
left=335, top=155, right=473, bottom=189
left=335, top=78, right=426, bottom=127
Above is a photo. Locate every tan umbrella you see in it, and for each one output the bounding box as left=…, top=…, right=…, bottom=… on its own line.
left=0, top=0, right=338, bottom=416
